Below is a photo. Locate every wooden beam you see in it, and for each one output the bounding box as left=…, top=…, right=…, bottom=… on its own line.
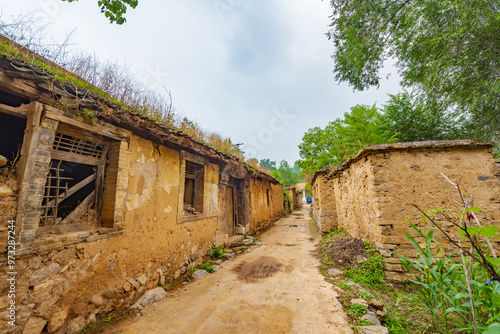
left=46, top=173, right=97, bottom=208
left=0, top=102, right=28, bottom=118
left=44, top=109, right=127, bottom=141
left=51, top=150, right=102, bottom=166
left=0, top=70, right=47, bottom=99
left=57, top=123, right=110, bottom=146
left=59, top=190, right=95, bottom=226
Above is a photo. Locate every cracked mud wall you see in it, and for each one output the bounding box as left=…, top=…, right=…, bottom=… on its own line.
left=328, top=145, right=500, bottom=280
left=332, top=155, right=379, bottom=242
left=312, top=174, right=338, bottom=233
left=248, top=179, right=283, bottom=232
left=368, top=147, right=500, bottom=279
left=0, top=134, right=221, bottom=333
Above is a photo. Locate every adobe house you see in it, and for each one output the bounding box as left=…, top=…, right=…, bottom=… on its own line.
left=312, top=141, right=500, bottom=280
left=0, top=37, right=283, bottom=333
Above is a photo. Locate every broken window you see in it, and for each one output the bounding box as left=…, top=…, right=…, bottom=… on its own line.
left=39, top=125, right=110, bottom=232
left=0, top=112, right=26, bottom=167
left=183, top=160, right=204, bottom=215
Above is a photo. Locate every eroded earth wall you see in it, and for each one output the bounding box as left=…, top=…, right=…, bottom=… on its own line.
left=248, top=179, right=283, bottom=232
left=312, top=173, right=338, bottom=233
left=0, top=134, right=224, bottom=333
left=328, top=143, right=500, bottom=280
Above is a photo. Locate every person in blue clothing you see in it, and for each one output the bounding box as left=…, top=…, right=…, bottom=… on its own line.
left=306, top=196, right=312, bottom=204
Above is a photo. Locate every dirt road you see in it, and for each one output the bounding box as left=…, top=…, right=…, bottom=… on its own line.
left=105, top=206, right=352, bottom=334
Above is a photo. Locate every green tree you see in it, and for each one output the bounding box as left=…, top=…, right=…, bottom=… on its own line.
left=62, top=0, right=138, bottom=24
left=272, top=160, right=302, bottom=186
left=259, top=159, right=277, bottom=170
left=298, top=104, right=395, bottom=174
left=381, top=90, right=467, bottom=142
left=328, top=0, right=500, bottom=142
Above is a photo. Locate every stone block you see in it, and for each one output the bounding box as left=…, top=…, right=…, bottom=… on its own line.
left=66, top=316, right=86, bottom=334
left=47, top=307, right=69, bottom=333
left=22, top=316, right=47, bottom=334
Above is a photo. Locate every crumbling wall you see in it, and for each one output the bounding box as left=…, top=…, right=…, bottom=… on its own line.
left=327, top=143, right=500, bottom=280
left=369, top=147, right=500, bottom=279
left=312, top=173, right=338, bottom=232
left=333, top=155, right=379, bottom=240
left=0, top=134, right=220, bottom=333
left=248, top=178, right=283, bottom=232
left=293, top=190, right=303, bottom=210
left=0, top=172, right=17, bottom=253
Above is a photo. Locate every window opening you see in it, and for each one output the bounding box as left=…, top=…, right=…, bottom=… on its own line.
left=183, top=161, right=204, bottom=215
left=40, top=129, right=108, bottom=231
left=0, top=112, right=26, bottom=165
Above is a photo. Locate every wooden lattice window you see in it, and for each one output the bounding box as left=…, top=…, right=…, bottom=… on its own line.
left=39, top=126, right=109, bottom=232
left=183, top=161, right=204, bottom=215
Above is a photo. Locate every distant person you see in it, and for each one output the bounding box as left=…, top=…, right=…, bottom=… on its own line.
left=306, top=196, right=312, bottom=204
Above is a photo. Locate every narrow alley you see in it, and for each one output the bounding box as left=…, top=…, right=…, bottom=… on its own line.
left=104, top=206, right=351, bottom=334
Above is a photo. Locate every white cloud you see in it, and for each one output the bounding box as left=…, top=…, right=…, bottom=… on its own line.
left=0, top=0, right=401, bottom=164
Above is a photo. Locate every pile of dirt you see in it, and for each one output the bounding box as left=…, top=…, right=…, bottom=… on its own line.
left=323, top=232, right=366, bottom=266
left=233, top=256, right=283, bottom=282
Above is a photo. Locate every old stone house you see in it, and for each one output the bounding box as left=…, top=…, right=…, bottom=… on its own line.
left=312, top=141, right=500, bottom=280
left=0, top=38, right=283, bottom=333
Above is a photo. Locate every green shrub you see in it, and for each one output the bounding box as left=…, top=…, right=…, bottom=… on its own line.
left=337, top=282, right=353, bottom=291
left=348, top=303, right=368, bottom=316
left=383, top=306, right=417, bottom=334
left=207, top=244, right=224, bottom=259
left=344, top=252, right=385, bottom=287
left=399, top=208, right=500, bottom=333
left=202, top=261, right=215, bottom=273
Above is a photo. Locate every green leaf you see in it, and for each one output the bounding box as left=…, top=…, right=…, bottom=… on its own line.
left=465, top=207, right=482, bottom=213
left=483, top=323, right=500, bottom=334
left=487, top=257, right=500, bottom=267
left=492, top=293, right=500, bottom=309
left=480, top=226, right=500, bottom=238
left=458, top=226, right=481, bottom=238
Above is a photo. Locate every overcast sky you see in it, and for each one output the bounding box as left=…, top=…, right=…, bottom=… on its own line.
left=1, top=0, right=401, bottom=164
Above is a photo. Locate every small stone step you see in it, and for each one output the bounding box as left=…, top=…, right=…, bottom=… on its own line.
left=226, top=235, right=244, bottom=247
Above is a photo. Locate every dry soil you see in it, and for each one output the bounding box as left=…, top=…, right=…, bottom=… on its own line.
left=103, top=206, right=352, bottom=334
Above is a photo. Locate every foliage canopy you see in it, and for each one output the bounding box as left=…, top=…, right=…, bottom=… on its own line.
left=328, top=0, right=500, bottom=142
left=298, top=104, right=395, bottom=174
left=63, top=0, right=138, bottom=24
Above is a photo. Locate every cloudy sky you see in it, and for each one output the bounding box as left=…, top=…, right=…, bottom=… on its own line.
left=1, top=0, right=401, bottom=164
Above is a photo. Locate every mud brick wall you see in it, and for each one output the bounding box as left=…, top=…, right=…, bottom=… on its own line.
left=0, top=134, right=221, bottom=333
left=313, top=141, right=500, bottom=280
left=332, top=156, right=380, bottom=240
left=368, top=146, right=500, bottom=279
left=293, top=190, right=303, bottom=210
left=312, top=171, right=338, bottom=233
left=248, top=178, right=283, bottom=232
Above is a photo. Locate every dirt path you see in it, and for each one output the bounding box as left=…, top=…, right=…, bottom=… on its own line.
left=104, top=206, right=352, bottom=334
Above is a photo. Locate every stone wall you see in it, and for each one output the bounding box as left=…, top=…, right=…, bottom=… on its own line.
left=312, top=141, right=500, bottom=279
left=0, top=172, right=17, bottom=254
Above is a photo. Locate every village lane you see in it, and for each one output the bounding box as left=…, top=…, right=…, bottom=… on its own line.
left=104, top=205, right=352, bottom=334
